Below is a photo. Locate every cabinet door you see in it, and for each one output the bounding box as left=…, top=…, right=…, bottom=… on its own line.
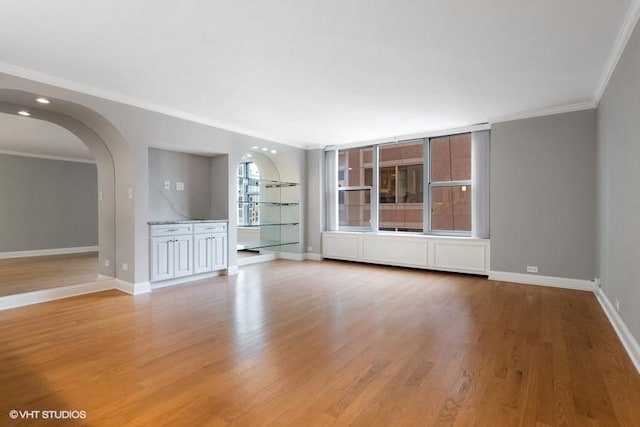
left=194, top=233, right=212, bottom=274
left=151, top=236, right=174, bottom=282
left=212, top=233, right=228, bottom=271
left=173, top=235, right=193, bottom=278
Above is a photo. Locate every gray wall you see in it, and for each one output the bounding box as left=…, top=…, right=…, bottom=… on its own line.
left=597, top=20, right=640, bottom=344
left=305, top=149, right=324, bottom=255
left=210, top=154, right=229, bottom=221
left=491, top=109, right=597, bottom=280
left=148, top=148, right=212, bottom=221
left=0, top=73, right=308, bottom=282
left=0, top=154, right=98, bottom=252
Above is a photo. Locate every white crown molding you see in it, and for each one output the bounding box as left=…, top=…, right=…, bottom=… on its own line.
left=488, top=101, right=596, bottom=124
left=594, top=0, right=640, bottom=105
left=302, top=144, right=326, bottom=150
left=0, top=279, right=115, bottom=311
left=0, top=148, right=95, bottom=164
left=326, top=123, right=491, bottom=151
left=594, top=288, right=640, bottom=374
left=488, top=271, right=595, bottom=292
left=0, top=62, right=302, bottom=148
left=0, top=246, right=99, bottom=259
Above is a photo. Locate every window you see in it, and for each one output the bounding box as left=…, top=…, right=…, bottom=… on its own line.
left=333, top=130, right=485, bottom=236
left=237, top=162, right=260, bottom=226
left=338, top=147, right=373, bottom=230
left=429, top=134, right=471, bottom=233
left=379, top=140, right=424, bottom=232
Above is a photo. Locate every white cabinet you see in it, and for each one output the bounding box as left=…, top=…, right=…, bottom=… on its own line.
left=212, top=233, right=227, bottom=270
left=150, top=221, right=228, bottom=283
left=173, top=235, right=193, bottom=278
left=150, top=224, right=194, bottom=282
left=194, top=233, right=213, bottom=274
left=151, top=236, right=174, bottom=282
left=193, top=222, right=228, bottom=274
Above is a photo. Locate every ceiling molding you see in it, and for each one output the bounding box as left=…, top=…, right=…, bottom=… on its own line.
left=0, top=149, right=96, bottom=164
left=488, top=101, right=596, bottom=124
left=0, top=62, right=297, bottom=148
left=594, top=0, right=640, bottom=105
left=326, top=123, right=492, bottom=151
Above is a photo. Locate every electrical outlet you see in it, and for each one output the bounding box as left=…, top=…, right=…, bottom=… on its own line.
left=526, top=266, right=538, bottom=273
left=122, top=263, right=128, bottom=271
left=176, top=182, right=185, bottom=191
left=98, top=190, right=103, bottom=201
left=128, top=188, right=133, bottom=199
left=163, top=180, right=170, bottom=190
left=615, top=298, right=620, bottom=312
left=594, top=277, right=601, bottom=288
left=104, top=259, right=110, bottom=267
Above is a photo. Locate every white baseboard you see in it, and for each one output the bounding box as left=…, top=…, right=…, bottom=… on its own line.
left=595, top=288, right=640, bottom=374
left=278, top=252, right=306, bottom=261
left=237, top=253, right=277, bottom=266
left=0, top=280, right=115, bottom=311
left=116, top=280, right=151, bottom=295
left=305, top=253, right=322, bottom=261
left=150, top=271, right=223, bottom=290
left=223, top=266, right=239, bottom=276
left=0, top=246, right=99, bottom=260
left=489, top=271, right=594, bottom=291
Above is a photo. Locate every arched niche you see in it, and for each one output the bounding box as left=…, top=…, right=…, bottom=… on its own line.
left=0, top=89, right=134, bottom=281
left=234, top=150, right=302, bottom=261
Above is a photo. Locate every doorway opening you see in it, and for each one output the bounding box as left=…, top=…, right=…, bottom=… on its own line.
left=0, top=112, right=106, bottom=296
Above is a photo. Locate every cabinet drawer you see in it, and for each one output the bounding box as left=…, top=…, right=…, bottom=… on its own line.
left=194, top=223, right=227, bottom=234
left=150, top=224, right=193, bottom=237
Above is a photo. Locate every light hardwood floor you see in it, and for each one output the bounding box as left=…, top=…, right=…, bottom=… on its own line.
left=0, top=260, right=639, bottom=426
left=0, top=252, right=99, bottom=297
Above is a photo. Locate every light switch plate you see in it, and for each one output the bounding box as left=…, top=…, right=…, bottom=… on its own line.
left=163, top=181, right=170, bottom=190
left=176, top=182, right=185, bottom=191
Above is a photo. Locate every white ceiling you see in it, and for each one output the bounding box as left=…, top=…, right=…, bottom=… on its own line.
left=0, top=112, right=93, bottom=161
left=0, top=1, right=634, bottom=148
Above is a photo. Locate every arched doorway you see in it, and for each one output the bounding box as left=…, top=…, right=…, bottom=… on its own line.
left=0, top=112, right=103, bottom=295
left=0, top=89, right=135, bottom=301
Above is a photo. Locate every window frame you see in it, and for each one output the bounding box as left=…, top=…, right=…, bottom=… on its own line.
left=335, top=133, right=473, bottom=236
left=426, top=135, right=472, bottom=236
left=337, top=146, right=376, bottom=231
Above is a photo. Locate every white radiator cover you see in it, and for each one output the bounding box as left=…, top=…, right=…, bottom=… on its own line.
left=322, top=231, right=490, bottom=275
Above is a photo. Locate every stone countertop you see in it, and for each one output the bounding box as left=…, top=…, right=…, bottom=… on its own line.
left=148, top=219, right=228, bottom=225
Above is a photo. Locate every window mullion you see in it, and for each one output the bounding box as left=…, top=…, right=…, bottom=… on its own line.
left=371, top=145, right=380, bottom=232
left=424, top=138, right=431, bottom=233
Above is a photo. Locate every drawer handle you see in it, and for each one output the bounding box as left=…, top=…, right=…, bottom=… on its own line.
left=165, top=229, right=179, bottom=232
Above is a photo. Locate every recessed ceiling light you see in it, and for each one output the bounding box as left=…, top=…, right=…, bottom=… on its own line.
left=261, top=147, right=268, bottom=151
left=252, top=146, right=259, bottom=150
left=36, top=97, right=50, bottom=104
left=246, top=153, right=253, bottom=157
left=270, top=149, right=277, bottom=154
left=18, top=111, right=30, bottom=116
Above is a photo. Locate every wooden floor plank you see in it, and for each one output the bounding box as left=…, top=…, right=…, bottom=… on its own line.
left=0, top=252, right=99, bottom=296
left=0, top=259, right=639, bottom=426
